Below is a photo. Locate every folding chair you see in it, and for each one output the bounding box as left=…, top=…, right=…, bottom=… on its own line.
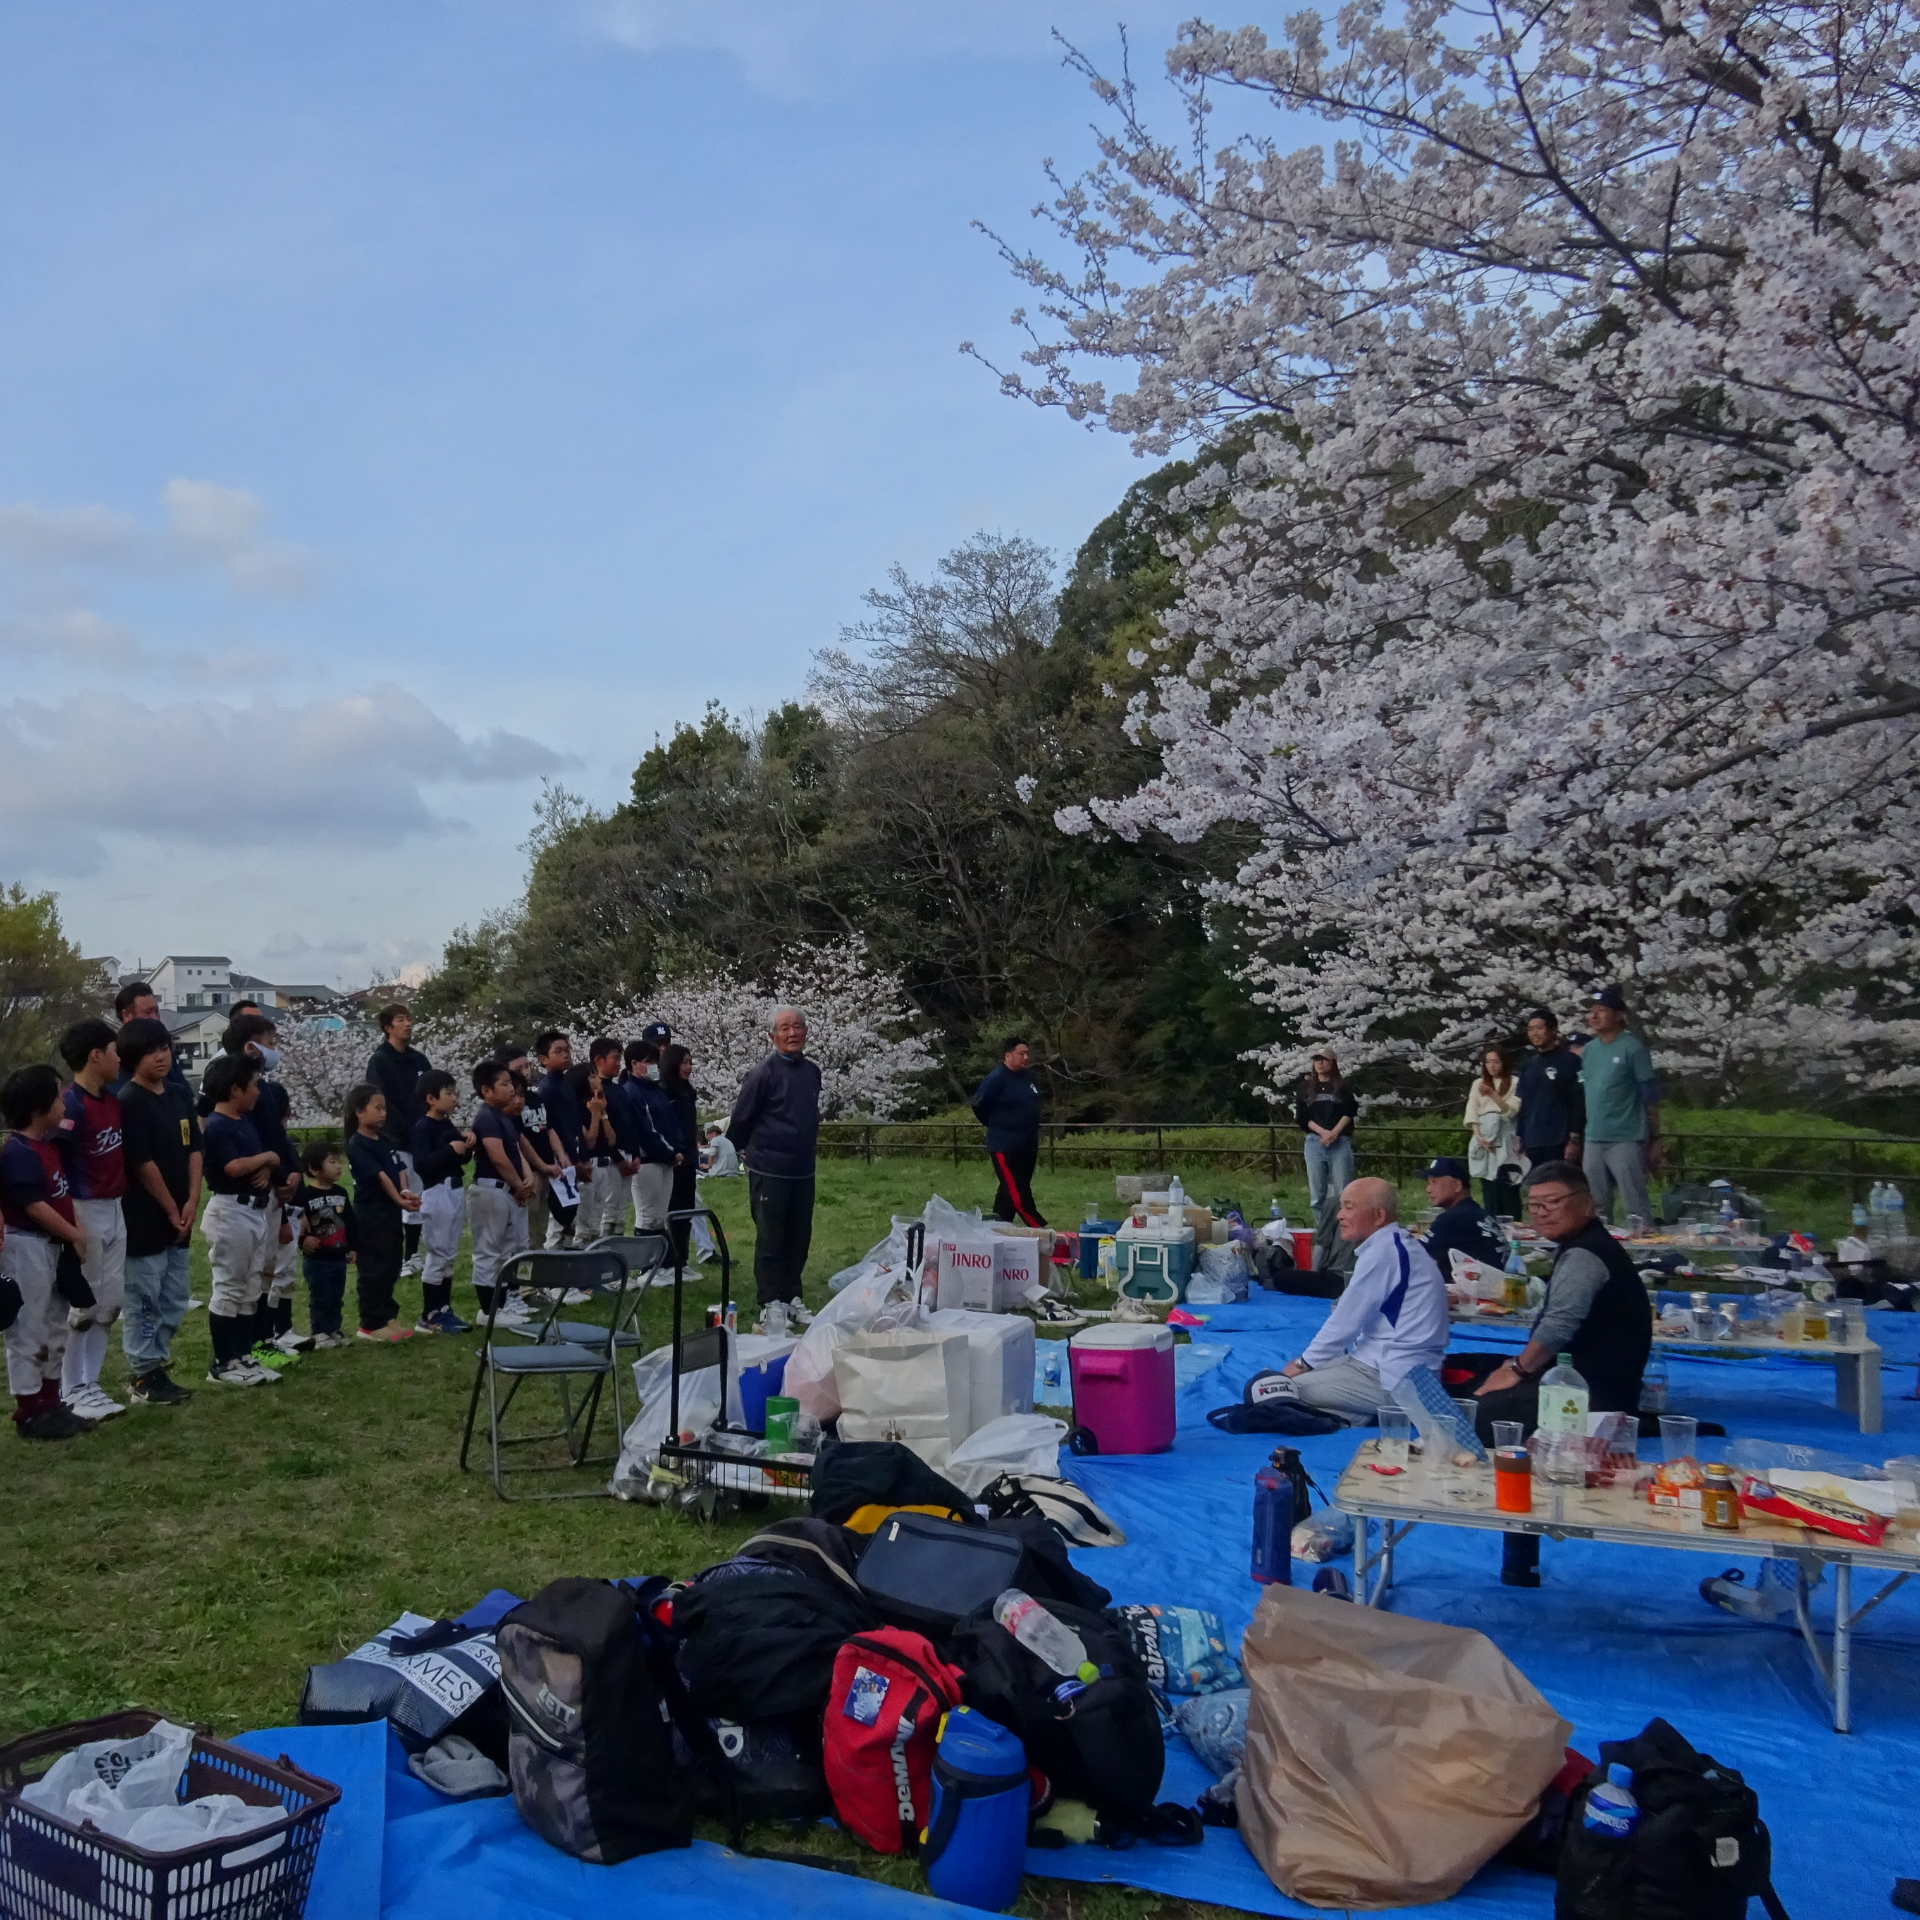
left=457, top=1247, right=632, bottom=1500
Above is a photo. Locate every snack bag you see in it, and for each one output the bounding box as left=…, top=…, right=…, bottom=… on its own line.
left=1738, top=1474, right=1890, bottom=1546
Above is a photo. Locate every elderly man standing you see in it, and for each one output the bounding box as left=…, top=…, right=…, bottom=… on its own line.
left=1261, top=1178, right=1449, bottom=1425
left=726, top=1008, right=821, bottom=1335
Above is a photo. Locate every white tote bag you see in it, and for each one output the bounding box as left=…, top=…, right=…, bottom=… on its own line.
left=832, top=1328, right=972, bottom=1469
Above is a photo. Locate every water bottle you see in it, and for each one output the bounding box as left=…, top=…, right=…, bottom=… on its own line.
left=1168, top=1176, right=1187, bottom=1209
left=1041, top=1347, right=1063, bottom=1393
left=1891, top=1183, right=1909, bottom=1245
left=1868, top=1182, right=1890, bottom=1251
left=994, top=1590, right=1094, bottom=1679
left=1852, top=1200, right=1870, bottom=1232
left=1717, top=1191, right=1735, bottom=1228
left=1640, top=1354, right=1669, bottom=1415
left=1251, top=1451, right=1298, bottom=1586
left=1536, top=1353, right=1590, bottom=1487
left=1269, top=1198, right=1282, bottom=1221
left=1582, top=1763, right=1640, bottom=1840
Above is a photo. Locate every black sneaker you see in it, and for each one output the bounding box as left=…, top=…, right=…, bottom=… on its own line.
left=15, top=1404, right=93, bottom=1441
left=130, top=1368, right=194, bottom=1407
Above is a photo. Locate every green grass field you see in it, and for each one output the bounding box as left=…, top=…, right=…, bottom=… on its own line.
left=0, top=1156, right=1232, bottom=1920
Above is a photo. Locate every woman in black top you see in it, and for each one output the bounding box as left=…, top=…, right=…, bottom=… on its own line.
left=661, top=1044, right=701, bottom=1267
left=1295, top=1049, right=1358, bottom=1263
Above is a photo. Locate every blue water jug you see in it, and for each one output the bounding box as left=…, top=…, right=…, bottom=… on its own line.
left=1251, top=1451, right=1297, bottom=1585
left=920, top=1708, right=1029, bottom=1912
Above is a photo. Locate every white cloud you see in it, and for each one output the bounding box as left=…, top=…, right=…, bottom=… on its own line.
left=585, top=0, right=1134, bottom=95
left=0, top=478, right=313, bottom=597
left=0, top=685, right=574, bottom=877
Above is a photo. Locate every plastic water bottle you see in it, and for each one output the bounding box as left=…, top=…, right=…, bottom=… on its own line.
left=1535, top=1353, right=1590, bottom=1487
left=1168, top=1176, right=1187, bottom=1210
left=1640, top=1355, right=1669, bottom=1415
left=1269, top=1198, right=1282, bottom=1221
left=1041, top=1347, right=1063, bottom=1394
left=1868, top=1182, right=1891, bottom=1251
left=1251, top=1452, right=1298, bottom=1587
left=1852, top=1200, right=1870, bottom=1232
left=1890, top=1183, right=1909, bottom=1245
left=1582, top=1763, right=1640, bottom=1839
left=994, top=1590, right=1094, bottom=1680
left=1717, top=1191, right=1736, bottom=1228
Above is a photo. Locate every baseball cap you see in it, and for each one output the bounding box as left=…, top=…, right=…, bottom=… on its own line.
left=1422, top=1156, right=1471, bottom=1183
left=1590, top=985, right=1628, bottom=1013
left=640, top=1021, right=671, bottom=1045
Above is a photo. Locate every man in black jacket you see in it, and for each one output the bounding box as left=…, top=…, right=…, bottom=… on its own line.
left=1471, top=1158, right=1653, bottom=1586
left=1420, top=1156, right=1510, bottom=1281
left=971, top=1037, right=1046, bottom=1226
left=367, top=1003, right=431, bottom=1273
left=1516, top=1008, right=1585, bottom=1167
left=726, top=1008, right=821, bottom=1326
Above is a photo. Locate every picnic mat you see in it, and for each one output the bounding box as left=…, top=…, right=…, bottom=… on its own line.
left=245, top=1291, right=1920, bottom=1920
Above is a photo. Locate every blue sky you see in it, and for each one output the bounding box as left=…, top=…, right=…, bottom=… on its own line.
left=0, top=1, right=1241, bottom=988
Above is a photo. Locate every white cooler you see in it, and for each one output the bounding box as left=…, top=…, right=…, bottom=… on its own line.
left=923, top=1308, right=1036, bottom=1435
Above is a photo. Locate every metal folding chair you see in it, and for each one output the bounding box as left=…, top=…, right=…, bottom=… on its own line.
left=456, top=1247, right=633, bottom=1500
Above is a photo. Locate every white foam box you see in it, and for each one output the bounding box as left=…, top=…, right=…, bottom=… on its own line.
left=922, top=1308, right=1036, bottom=1433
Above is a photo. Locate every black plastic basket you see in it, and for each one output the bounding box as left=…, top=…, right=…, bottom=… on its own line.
left=0, top=1711, right=339, bottom=1920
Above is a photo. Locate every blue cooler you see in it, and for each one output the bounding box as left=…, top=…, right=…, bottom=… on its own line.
left=736, top=1351, right=790, bottom=1435
left=921, top=1708, right=1028, bottom=1912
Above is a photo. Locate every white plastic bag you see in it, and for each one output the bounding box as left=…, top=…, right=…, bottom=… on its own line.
left=833, top=1327, right=972, bottom=1468
left=21, top=1720, right=200, bottom=1836
left=943, top=1413, right=1069, bottom=1495
left=1291, top=1510, right=1354, bottom=1562
left=827, top=1216, right=919, bottom=1294
left=785, top=1263, right=917, bottom=1420
left=613, top=1331, right=796, bottom=1490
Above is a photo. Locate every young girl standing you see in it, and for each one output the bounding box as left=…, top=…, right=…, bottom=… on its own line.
left=345, top=1083, right=420, bottom=1343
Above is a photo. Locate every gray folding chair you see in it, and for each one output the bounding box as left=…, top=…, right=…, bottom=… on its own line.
left=456, top=1247, right=632, bottom=1499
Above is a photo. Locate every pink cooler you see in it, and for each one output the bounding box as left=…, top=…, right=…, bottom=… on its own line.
left=1067, top=1324, right=1175, bottom=1456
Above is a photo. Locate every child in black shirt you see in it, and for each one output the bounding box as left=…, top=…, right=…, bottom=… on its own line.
left=295, top=1139, right=356, bottom=1349
left=410, top=1069, right=474, bottom=1334
left=345, top=1082, right=419, bottom=1343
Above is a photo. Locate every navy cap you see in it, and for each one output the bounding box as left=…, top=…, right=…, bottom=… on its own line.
left=1591, top=984, right=1628, bottom=1012
left=640, top=1021, right=671, bottom=1045
left=1422, top=1156, right=1471, bottom=1183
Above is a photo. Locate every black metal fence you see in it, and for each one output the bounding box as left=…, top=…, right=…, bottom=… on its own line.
left=817, top=1120, right=1920, bottom=1199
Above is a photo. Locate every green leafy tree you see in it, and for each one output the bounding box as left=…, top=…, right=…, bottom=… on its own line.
left=0, top=886, right=111, bottom=1080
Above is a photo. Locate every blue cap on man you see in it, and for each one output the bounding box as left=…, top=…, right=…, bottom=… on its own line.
left=1422, top=1155, right=1471, bottom=1183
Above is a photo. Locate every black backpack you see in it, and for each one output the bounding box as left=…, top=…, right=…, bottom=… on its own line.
left=495, top=1577, right=692, bottom=1865
left=1555, top=1719, right=1788, bottom=1920
left=807, top=1439, right=975, bottom=1527
left=856, top=1510, right=1114, bottom=1636
left=671, top=1566, right=877, bottom=1723
left=672, top=1710, right=831, bottom=1825
left=947, top=1599, right=1178, bottom=1834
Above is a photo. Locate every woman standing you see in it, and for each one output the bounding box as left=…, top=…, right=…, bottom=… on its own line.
left=661, top=1044, right=701, bottom=1269
left=1295, top=1050, right=1358, bottom=1269
left=1464, top=1043, right=1526, bottom=1217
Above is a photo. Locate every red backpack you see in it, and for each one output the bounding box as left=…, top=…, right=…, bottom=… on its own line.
left=823, top=1628, right=965, bottom=1853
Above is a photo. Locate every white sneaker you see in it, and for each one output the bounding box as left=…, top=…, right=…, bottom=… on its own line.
left=273, top=1329, right=314, bottom=1353
left=756, top=1302, right=790, bottom=1339
left=206, top=1359, right=259, bottom=1387
left=67, top=1386, right=126, bottom=1419
left=310, top=1331, right=349, bottom=1350
left=401, top=1255, right=423, bottom=1277
left=785, top=1301, right=814, bottom=1328
left=239, top=1357, right=283, bottom=1385
left=184, top=1297, right=204, bottom=1311
left=493, top=1299, right=537, bottom=1331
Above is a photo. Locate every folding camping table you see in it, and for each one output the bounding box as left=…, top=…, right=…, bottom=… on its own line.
left=1448, top=1306, right=1885, bottom=1432
left=1334, top=1444, right=1920, bottom=1732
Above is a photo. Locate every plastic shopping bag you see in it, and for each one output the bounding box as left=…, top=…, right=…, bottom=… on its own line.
left=784, top=1262, right=916, bottom=1421
left=943, top=1413, right=1069, bottom=1495
left=20, top=1719, right=198, bottom=1835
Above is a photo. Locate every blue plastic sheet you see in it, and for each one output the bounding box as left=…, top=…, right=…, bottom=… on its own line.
left=1029, top=1291, right=1920, bottom=1917
left=247, top=1286, right=1920, bottom=1920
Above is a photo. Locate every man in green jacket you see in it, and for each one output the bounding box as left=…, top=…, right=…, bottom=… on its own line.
left=1579, top=986, right=1662, bottom=1225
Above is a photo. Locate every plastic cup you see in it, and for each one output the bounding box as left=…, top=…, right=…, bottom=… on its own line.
left=1492, top=1420, right=1525, bottom=1450
left=1375, top=1406, right=1411, bottom=1467
left=1494, top=1448, right=1533, bottom=1513
left=1447, top=1398, right=1484, bottom=1501
left=1659, top=1414, right=1698, bottom=1466
left=763, top=1396, right=800, bottom=1454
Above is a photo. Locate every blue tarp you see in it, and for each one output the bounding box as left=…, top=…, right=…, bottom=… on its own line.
left=245, top=1292, right=1920, bottom=1920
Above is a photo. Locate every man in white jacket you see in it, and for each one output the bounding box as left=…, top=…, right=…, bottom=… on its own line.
left=1266, top=1178, right=1448, bottom=1424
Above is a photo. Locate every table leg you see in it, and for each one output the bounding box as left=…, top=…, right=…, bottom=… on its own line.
left=1859, top=1348, right=1882, bottom=1434
left=1833, top=1561, right=1852, bottom=1733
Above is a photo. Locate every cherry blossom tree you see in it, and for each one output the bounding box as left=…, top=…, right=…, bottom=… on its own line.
left=565, top=936, right=935, bottom=1120
left=983, top=0, right=1920, bottom=1094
